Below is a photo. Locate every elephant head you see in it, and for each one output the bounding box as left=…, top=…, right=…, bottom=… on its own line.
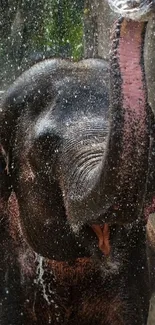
left=0, top=0, right=154, bottom=261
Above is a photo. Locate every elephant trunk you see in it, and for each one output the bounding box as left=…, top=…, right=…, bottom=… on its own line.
left=66, top=18, right=150, bottom=227
left=103, top=18, right=150, bottom=221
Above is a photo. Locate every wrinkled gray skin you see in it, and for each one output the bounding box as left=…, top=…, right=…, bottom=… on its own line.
left=0, top=58, right=150, bottom=325
left=0, top=0, right=155, bottom=322
left=0, top=59, right=111, bottom=260
left=0, top=0, right=154, bottom=260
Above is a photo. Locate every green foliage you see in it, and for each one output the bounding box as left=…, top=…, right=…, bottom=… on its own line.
left=43, top=0, right=84, bottom=60
left=0, top=0, right=84, bottom=86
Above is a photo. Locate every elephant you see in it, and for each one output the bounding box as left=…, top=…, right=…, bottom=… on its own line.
left=0, top=60, right=150, bottom=324
left=0, top=0, right=155, bottom=323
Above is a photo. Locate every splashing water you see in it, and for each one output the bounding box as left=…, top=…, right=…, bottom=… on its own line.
left=35, top=255, right=51, bottom=305
left=35, top=255, right=61, bottom=323
left=108, top=0, right=153, bottom=20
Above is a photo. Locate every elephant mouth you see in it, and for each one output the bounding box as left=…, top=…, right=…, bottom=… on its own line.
left=107, top=0, right=154, bottom=20
left=91, top=223, right=111, bottom=256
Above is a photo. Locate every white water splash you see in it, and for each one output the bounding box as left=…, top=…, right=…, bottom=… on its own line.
left=34, top=254, right=61, bottom=323
left=35, top=255, right=51, bottom=305
left=108, top=0, right=153, bottom=20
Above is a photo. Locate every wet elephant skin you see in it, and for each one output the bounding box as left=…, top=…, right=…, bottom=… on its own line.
left=0, top=192, right=149, bottom=325
left=0, top=59, right=150, bottom=324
